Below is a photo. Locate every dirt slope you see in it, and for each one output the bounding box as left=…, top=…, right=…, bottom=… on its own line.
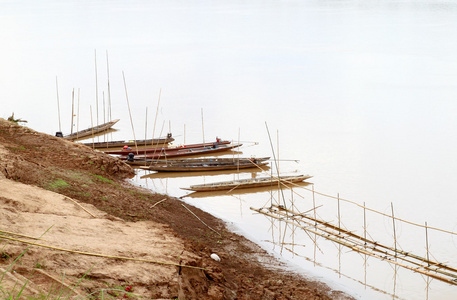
left=0, top=118, right=353, bottom=299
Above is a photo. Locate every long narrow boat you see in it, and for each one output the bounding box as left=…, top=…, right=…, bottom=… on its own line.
left=81, top=133, right=175, bottom=149
left=64, top=119, right=120, bottom=141
left=139, top=157, right=270, bottom=172
left=123, top=143, right=243, bottom=160
left=181, top=174, right=312, bottom=192
left=128, top=156, right=270, bottom=166
left=104, top=139, right=231, bottom=155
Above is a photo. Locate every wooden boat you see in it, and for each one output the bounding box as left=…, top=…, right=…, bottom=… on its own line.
left=139, top=167, right=269, bottom=179
left=139, top=157, right=270, bottom=172
left=122, top=143, right=243, bottom=160
left=129, top=156, right=270, bottom=166
left=104, top=139, right=231, bottom=155
left=184, top=181, right=312, bottom=198
left=81, top=133, right=174, bottom=149
left=64, top=119, right=120, bottom=141
left=181, top=174, right=312, bottom=192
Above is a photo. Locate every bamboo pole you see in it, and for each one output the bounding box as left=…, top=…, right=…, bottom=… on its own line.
left=106, top=50, right=113, bottom=142
left=90, top=106, right=95, bottom=148
left=151, top=89, right=161, bottom=147
left=145, top=107, right=148, bottom=148
left=64, top=196, right=96, bottom=218
left=94, top=49, right=99, bottom=127
left=337, top=193, right=341, bottom=233
left=70, top=88, right=75, bottom=135
left=265, top=122, right=286, bottom=207
left=55, top=76, right=61, bottom=132
left=77, top=88, right=80, bottom=139
left=426, top=221, right=430, bottom=266
left=363, top=202, right=367, bottom=246
left=181, top=204, right=221, bottom=237
left=1, top=235, right=205, bottom=270
left=391, top=202, right=397, bottom=257
left=201, top=108, right=205, bottom=143
left=122, top=71, right=138, bottom=151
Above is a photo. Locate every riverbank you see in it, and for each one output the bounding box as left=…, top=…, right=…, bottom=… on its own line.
left=0, top=118, right=354, bottom=299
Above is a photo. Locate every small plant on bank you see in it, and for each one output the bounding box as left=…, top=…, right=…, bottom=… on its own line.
left=92, top=174, right=113, bottom=184
left=48, top=179, right=69, bottom=190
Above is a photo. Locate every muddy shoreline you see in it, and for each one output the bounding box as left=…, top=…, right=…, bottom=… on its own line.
left=0, top=118, right=354, bottom=299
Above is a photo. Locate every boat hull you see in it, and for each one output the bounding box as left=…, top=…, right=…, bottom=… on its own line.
left=105, top=140, right=231, bottom=155
left=124, top=143, right=243, bottom=160
left=140, top=160, right=269, bottom=172
left=82, top=135, right=175, bottom=149
left=64, top=119, right=120, bottom=141
left=182, top=175, right=312, bottom=192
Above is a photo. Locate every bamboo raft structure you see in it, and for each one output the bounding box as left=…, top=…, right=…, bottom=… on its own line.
left=181, top=174, right=312, bottom=192
left=81, top=133, right=175, bottom=149
left=139, top=157, right=270, bottom=172
left=64, top=119, right=120, bottom=141
left=250, top=204, right=457, bottom=285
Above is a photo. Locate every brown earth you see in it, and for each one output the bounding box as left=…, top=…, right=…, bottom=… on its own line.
left=0, top=118, right=354, bottom=300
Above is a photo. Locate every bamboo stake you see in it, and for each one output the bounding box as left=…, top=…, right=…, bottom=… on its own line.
left=94, top=49, right=99, bottom=127
left=425, top=221, right=430, bottom=266
left=312, top=184, right=317, bottom=266
left=338, top=193, right=341, bottom=233
left=77, top=88, right=80, bottom=139
left=363, top=202, right=367, bottom=246
left=151, top=89, right=161, bottom=147
left=70, top=89, right=75, bottom=135
left=90, top=106, right=94, bottom=148
left=122, top=71, right=138, bottom=151
left=313, top=185, right=316, bottom=227
left=363, top=201, right=367, bottom=287
left=391, top=202, right=397, bottom=257
left=106, top=50, right=112, bottom=122
left=201, top=108, right=205, bottom=143
left=145, top=107, right=148, bottom=149
left=106, top=50, right=113, bottom=142
left=102, top=91, right=107, bottom=144
left=265, top=122, right=286, bottom=207
left=55, top=76, right=61, bottom=132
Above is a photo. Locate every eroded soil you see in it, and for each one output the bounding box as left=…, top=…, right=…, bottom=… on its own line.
left=0, top=118, right=353, bottom=299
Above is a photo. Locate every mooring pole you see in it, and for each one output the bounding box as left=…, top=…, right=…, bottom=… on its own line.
left=425, top=221, right=430, bottom=266
left=391, top=202, right=397, bottom=257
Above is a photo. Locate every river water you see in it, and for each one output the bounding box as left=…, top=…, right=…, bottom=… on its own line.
left=2, top=1, right=457, bottom=299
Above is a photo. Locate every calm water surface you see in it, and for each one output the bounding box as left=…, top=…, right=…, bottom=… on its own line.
left=2, top=1, right=457, bottom=299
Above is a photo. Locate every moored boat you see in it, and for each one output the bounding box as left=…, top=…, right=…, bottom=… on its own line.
left=104, top=138, right=231, bottom=155
left=181, top=174, right=312, bottom=192
left=122, top=143, right=243, bottom=160
left=64, top=119, right=120, bottom=141
left=139, top=157, right=270, bottom=172
left=129, top=156, right=270, bottom=166
left=82, top=133, right=175, bottom=149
